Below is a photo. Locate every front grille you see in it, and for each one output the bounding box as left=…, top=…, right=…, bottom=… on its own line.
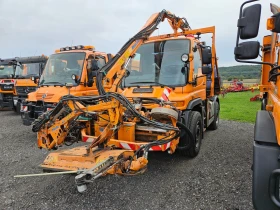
left=3, top=93, right=13, bottom=101
left=1, top=84, right=14, bottom=91
left=16, top=86, right=36, bottom=94
left=36, top=93, right=55, bottom=100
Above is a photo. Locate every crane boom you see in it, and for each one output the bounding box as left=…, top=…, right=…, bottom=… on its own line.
left=96, top=10, right=191, bottom=94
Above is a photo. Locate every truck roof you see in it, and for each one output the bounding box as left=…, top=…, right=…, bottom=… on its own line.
left=0, top=58, right=17, bottom=65
left=16, top=55, right=48, bottom=64
left=55, top=50, right=109, bottom=58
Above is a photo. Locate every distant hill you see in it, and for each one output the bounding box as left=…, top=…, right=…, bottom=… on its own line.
left=218, top=65, right=261, bottom=80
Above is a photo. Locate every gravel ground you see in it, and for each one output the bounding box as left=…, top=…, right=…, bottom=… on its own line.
left=0, top=111, right=254, bottom=210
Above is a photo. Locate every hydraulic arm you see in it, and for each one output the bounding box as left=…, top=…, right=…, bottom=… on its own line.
left=26, top=10, right=218, bottom=192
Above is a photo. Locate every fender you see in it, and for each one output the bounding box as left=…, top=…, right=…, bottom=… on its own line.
left=183, top=98, right=204, bottom=138
left=186, top=98, right=202, bottom=110
left=253, top=110, right=280, bottom=210
left=254, top=110, right=277, bottom=144
left=209, top=95, right=219, bottom=104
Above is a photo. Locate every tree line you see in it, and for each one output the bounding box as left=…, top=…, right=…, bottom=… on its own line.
left=218, top=65, right=261, bottom=81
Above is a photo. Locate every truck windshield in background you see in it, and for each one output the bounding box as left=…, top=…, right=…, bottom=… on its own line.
left=0, top=65, right=14, bottom=78
left=39, top=52, right=85, bottom=86
left=15, top=63, right=41, bottom=78
left=124, top=39, right=190, bottom=87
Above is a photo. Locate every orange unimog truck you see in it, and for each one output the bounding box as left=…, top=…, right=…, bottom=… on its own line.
left=21, top=45, right=113, bottom=125
left=0, top=58, right=17, bottom=109
left=21, top=10, right=221, bottom=192
left=234, top=1, right=280, bottom=209
left=13, top=55, right=48, bottom=113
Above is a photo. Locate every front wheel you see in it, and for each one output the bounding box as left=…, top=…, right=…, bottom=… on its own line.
left=178, top=111, right=202, bottom=158
left=15, top=102, right=21, bottom=114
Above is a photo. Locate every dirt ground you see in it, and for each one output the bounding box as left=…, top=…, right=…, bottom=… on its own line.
left=0, top=111, right=254, bottom=210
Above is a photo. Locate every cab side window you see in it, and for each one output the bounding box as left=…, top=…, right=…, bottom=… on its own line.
left=193, top=45, right=201, bottom=76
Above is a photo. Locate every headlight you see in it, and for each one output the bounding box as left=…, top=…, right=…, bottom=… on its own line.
left=181, top=53, right=189, bottom=62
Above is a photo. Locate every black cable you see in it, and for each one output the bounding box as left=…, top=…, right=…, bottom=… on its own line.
left=175, top=121, right=194, bottom=150
left=95, top=10, right=176, bottom=96
left=268, top=65, right=280, bottom=82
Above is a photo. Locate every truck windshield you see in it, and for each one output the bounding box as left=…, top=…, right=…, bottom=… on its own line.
left=124, top=39, right=190, bottom=87
left=39, top=52, right=85, bottom=86
left=15, top=63, right=41, bottom=78
left=0, top=65, right=14, bottom=78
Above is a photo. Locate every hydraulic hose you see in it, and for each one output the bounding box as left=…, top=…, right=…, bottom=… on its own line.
left=175, top=121, right=194, bottom=150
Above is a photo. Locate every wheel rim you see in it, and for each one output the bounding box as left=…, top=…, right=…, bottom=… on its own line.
left=195, top=121, right=201, bottom=149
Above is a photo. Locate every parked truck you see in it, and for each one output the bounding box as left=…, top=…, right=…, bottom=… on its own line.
left=13, top=55, right=48, bottom=113
left=0, top=58, right=17, bottom=109
left=20, top=45, right=113, bottom=125
left=234, top=1, right=280, bottom=209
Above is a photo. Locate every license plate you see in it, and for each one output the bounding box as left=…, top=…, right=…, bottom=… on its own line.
left=3, top=85, right=12, bottom=90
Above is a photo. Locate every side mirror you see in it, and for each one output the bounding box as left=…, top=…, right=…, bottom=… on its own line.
left=234, top=41, right=260, bottom=59
left=0, top=65, right=4, bottom=70
left=91, top=59, right=99, bottom=71
left=238, top=4, right=261, bottom=39
left=201, top=48, right=212, bottom=65
left=181, top=66, right=189, bottom=83
left=202, top=66, right=212, bottom=75
left=107, top=53, right=113, bottom=60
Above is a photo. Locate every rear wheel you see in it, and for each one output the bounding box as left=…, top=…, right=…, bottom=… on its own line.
left=208, top=101, right=219, bottom=130
left=178, top=111, right=202, bottom=158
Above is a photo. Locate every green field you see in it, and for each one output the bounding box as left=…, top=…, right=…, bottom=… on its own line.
left=219, top=91, right=261, bottom=123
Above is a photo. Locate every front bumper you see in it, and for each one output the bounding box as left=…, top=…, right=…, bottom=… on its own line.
left=0, top=93, right=14, bottom=109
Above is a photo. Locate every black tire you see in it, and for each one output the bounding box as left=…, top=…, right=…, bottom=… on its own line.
left=178, top=111, right=202, bottom=158
left=13, top=105, right=17, bottom=113
left=208, top=101, right=219, bottom=130
left=15, top=102, right=21, bottom=114
left=261, top=98, right=267, bottom=110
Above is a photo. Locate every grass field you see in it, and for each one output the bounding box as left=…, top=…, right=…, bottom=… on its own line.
left=219, top=91, right=261, bottom=123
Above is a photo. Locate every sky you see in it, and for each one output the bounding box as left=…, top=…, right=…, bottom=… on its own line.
left=0, top=0, right=278, bottom=67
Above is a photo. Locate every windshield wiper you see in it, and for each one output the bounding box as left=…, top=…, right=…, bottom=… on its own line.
left=25, top=74, right=38, bottom=77
left=129, top=81, right=166, bottom=86
left=41, top=82, right=65, bottom=86
left=15, top=75, right=25, bottom=79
